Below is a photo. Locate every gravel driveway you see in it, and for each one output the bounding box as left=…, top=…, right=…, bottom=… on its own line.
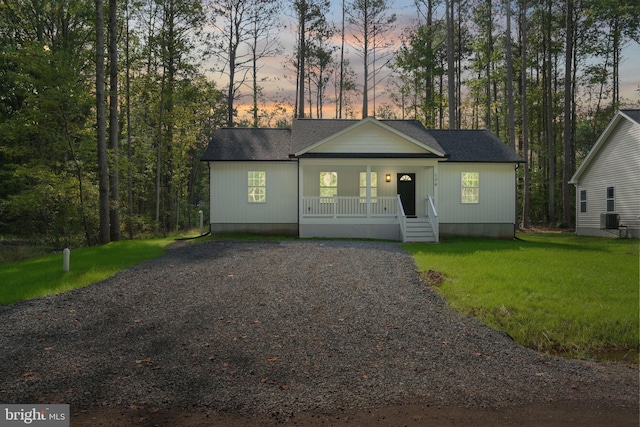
left=0, top=240, right=637, bottom=423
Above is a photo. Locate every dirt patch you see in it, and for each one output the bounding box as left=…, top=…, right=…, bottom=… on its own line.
left=72, top=402, right=639, bottom=426
left=420, top=269, right=446, bottom=286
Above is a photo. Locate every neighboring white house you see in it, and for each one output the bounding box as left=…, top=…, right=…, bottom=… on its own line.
left=201, top=117, right=524, bottom=242
left=569, top=110, right=640, bottom=239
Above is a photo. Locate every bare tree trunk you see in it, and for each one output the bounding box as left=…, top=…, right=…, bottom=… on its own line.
left=545, top=0, right=555, bottom=224
left=485, top=0, right=492, bottom=130
left=339, top=0, right=345, bottom=118
left=362, top=3, right=369, bottom=118
left=521, top=0, right=530, bottom=229
left=506, top=0, right=515, bottom=148
left=446, top=0, right=456, bottom=129
left=125, top=0, right=133, bottom=239
left=562, top=0, right=573, bottom=227
left=297, top=2, right=306, bottom=119
left=96, top=0, right=110, bottom=244
left=109, top=0, right=120, bottom=241
left=611, top=16, right=620, bottom=110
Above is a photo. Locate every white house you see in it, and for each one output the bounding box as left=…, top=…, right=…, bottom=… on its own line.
left=201, top=117, right=524, bottom=242
left=569, top=110, right=640, bottom=238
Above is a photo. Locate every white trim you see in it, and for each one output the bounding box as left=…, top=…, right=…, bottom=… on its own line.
left=569, top=111, right=640, bottom=184
left=294, top=117, right=447, bottom=157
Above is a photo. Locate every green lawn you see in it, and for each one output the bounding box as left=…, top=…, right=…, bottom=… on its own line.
left=0, top=238, right=174, bottom=306
left=404, top=234, right=640, bottom=359
left=3, top=233, right=638, bottom=361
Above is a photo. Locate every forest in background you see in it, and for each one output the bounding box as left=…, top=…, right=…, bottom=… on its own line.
left=0, top=0, right=638, bottom=247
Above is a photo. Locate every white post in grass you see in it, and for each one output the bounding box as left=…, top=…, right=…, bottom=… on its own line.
left=63, top=248, right=70, bottom=272
left=198, top=210, right=203, bottom=236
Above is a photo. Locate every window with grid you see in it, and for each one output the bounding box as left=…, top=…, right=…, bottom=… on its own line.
left=248, top=171, right=266, bottom=203
left=320, top=172, right=338, bottom=202
left=580, top=190, right=587, bottom=213
left=606, top=187, right=614, bottom=212
left=461, top=172, right=479, bottom=204
left=359, top=172, right=377, bottom=202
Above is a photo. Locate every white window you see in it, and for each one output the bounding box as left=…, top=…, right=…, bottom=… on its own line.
left=580, top=190, right=587, bottom=213
left=320, top=171, right=338, bottom=200
left=606, top=187, right=614, bottom=212
left=461, top=172, right=479, bottom=204
left=248, top=171, right=266, bottom=203
left=359, top=172, right=377, bottom=202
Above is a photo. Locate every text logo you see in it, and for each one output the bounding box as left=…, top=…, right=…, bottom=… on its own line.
left=1, top=405, right=69, bottom=427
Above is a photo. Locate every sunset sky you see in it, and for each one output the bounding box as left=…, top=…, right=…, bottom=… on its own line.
left=207, top=0, right=640, bottom=123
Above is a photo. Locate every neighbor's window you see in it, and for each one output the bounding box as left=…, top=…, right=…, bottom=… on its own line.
left=606, top=186, right=615, bottom=212
left=580, top=190, right=587, bottom=213
left=248, top=171, right=266, bottom=203
left=320, top=171, right=338, bottom=201
left=461, top=172, right=479, bottom=204
left=359, top=172, right=377, bottom=202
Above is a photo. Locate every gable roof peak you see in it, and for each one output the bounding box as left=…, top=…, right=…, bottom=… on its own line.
left=291, top=117, right=446, bottom=157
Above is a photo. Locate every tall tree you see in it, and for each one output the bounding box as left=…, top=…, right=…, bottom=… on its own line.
left=505, top=0, right=515, bottom=148
left=96, top=0, right=110, bottom=244
left=520, top=0, right=530, bottom=228
left=562, top=0, right=573, bottom=227
left=347, top=0, right=396, bottom=118
left=247, top=0, right=281, bottom=127
left=209, top=0, right=252, bottom=127
left=445, top=0, right=456, bottom=128
left=293, top=0, right=329, bottom=118
left=109, top=0, right=120, bottom=240
left=338, top=0, right=346, bottom=118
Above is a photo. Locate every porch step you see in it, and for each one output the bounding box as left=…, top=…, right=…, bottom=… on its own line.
left=403, top=217, right=436, bottom=242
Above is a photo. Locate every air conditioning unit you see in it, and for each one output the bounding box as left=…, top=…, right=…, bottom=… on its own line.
left=600, top=213, right=619, bottom=230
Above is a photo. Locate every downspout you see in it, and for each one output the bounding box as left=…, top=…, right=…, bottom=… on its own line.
left=514, top=163, right=519, bottom=238
left=175, top=162, right=212, bottom=241
left=290, top=154, right=300, bottom=238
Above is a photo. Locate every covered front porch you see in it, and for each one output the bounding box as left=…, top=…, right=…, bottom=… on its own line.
left=297, top=159, right=440, bottom=242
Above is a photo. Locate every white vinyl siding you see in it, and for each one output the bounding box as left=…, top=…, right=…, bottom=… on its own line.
left=574, top=115, right=640, bottom=233
left=438, top=163, right=516, bottom=223
left=308, top=121, right=430, bottom=154
left=209, top=161, right=297, bottom=223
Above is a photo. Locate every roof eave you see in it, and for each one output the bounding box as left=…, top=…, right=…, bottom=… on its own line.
left=570, top=111, right=625, bottom=184
left=294, top=117, right=447, bottom=157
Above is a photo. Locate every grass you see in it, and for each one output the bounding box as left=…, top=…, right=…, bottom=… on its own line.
left=0, top=238, right=174, bottom=306
left=0, top=232, right=291, bottom=306
left=3, top=231, right=638, bottom=362
left=404, top=233, right=640, bottom=360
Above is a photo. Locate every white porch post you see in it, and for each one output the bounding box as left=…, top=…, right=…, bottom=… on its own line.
left=366, top=165, right=372, bottom=218
left=434, top=163, right=439, bottom=208
left=298, top=161, right=304, bottom=220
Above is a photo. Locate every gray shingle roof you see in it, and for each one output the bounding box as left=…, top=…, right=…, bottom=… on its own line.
left=425, top=129, right=525, bottom=162
left=201, top=128, right=291, bottom=161
left=201, top=119, right=524, bottom=163
left=621, top=109, right=640, bottom=125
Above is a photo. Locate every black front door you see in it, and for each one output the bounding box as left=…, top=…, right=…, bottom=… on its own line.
left=397, top=173, right=416, bottom=216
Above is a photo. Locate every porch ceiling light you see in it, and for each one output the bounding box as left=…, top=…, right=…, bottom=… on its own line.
left=385, top=174, right=391, bottom=182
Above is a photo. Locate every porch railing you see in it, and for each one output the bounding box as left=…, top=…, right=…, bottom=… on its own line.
left=302, top=196, right=398, bottom=218
left=397, top=194, right=406, bottom=238
left=426, top=195, right=439, bottom=243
